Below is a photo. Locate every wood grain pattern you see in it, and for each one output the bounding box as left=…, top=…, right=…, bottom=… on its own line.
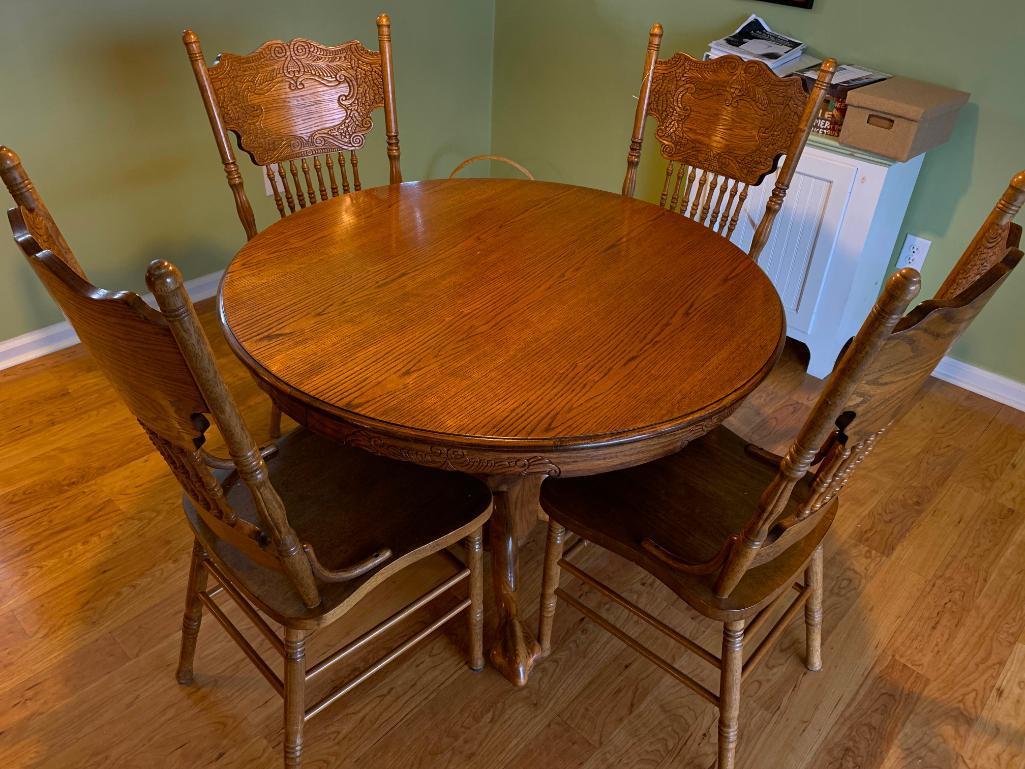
left=4, top=310, right=1025, bottom=767
left=937, top=170, right=1025, bottom=300
left=183, top=14, right=401, bottom=241
left=220, top=178, right=784, bottom=450
left=817, top=656, right=929, bottom=768
left=0, top=147, right=83, bottom=277
left=622, top=24, right=836, bottom=260
left=219, top=176, right=785, bottom=686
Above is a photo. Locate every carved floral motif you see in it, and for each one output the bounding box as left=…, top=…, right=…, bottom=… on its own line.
left=209, top=38, right=386, bottom=165
left=10, top=204, right=84, bottom=277
left=141, top=423, right=265, bottom=546
left=943, top=221, right=1013, bottom=298
left=342, top=430, right=562, bottom=477
left=647, top=54, right=807, bottom=186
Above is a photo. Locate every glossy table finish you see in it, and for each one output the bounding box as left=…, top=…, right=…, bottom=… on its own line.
left=220, top=178, right=785, bottom=685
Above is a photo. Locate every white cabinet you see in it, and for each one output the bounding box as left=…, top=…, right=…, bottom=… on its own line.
left=732, top=137, right=924, bottom=377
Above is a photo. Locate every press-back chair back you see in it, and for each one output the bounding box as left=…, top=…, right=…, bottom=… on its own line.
left=183, top=14, right=401, bottom=239
left=714, top=242, right=1023, bottom=597
left=623, top=23, right=836, bottom=261
left=936, top=171, right=1025, bottom=299
left=1, top=148, right=83, bottom=278
left=2, top=146, right=326, bottom=607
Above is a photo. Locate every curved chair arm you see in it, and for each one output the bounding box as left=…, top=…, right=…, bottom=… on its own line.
left=303, top=543, right=393, bottom=583
left=201, top=441, right=279, bottom=470
left=449, top=154, right=534, bottom=181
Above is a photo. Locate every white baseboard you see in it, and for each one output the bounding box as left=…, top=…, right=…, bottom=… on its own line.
left=0, top=270, right=223, bottom=371
left=932, top=357, right=1025, bottom=412
left=0, top=321, right=81, bottom=370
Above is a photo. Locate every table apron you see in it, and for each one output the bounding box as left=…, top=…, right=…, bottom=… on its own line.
left=261, top=382, right=742, bottom=479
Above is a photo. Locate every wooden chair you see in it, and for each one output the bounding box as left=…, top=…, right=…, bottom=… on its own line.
left=183, top=16, right=401, bottom=438
left=184, top=16, right=401, bottom=237
left=536, top=171, right=1025, bottom=768
left=2, top=146, right=491, bottom=769
left=449, top=154, right=535, bottom=180
left=623, top=23, right=837, bottom=262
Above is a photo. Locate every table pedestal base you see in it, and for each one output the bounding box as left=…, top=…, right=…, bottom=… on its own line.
left=486, top=474, right=544, bottom=687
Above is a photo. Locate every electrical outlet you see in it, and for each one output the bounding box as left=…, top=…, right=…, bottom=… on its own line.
left=897, top=234, right=931, bottom=271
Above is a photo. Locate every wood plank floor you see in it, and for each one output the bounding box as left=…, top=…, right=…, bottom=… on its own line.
left=2, top=302, right=1024, bottom=768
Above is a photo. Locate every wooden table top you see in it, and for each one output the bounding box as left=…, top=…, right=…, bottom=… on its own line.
left=220, top=178, right=784, bottom=450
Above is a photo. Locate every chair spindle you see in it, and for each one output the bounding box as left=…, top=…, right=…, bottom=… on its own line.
left=301, top=158, right=316, bottom=203
left=276, top=164, right=296, bottom=213
left=288, top=162, right=307, bottom=208
left=267, top=167, right=286, bottom=217
left=313, top=156, right=328, bottom=201
left=325, top=154, right=340, bottom=197
left=350, top=151, right=362, bottom=192
left=337, top=153, right=351, bottom=193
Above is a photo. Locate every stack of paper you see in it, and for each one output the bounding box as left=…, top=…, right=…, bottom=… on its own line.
left=705, top=15, right=813, bottom=74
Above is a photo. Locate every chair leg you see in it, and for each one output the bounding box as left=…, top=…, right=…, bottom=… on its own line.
left=269, top=402, right=283, bottom=439
left=466, top=527, right=485, bottom=672
left=538, top=521, right=566, bottom=656
left=283, top=628, right=307, bottom=768
left=805, top=545, right=824, bottom=672
left=176, top=539, right=208, bottom=685
left=718, top=620, right=745, bottom=769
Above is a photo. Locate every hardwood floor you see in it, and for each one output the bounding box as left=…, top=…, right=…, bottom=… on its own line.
left=1, top=302, right=1024, bottom=768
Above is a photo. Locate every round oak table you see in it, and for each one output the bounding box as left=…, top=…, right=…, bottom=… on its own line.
left=219, top=178, right=785, bottom=686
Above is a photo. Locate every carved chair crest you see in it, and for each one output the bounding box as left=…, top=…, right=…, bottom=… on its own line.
left=647, top=54, right=808, bottom=187
left=207, top=37, right=386, bottom=166
left=183, top=15, right=401, bottom=239
left=622, top=24, right=835, bottom=262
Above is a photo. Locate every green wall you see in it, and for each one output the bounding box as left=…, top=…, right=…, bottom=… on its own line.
left=492, top=0, right=1025, bottom=382
left=0, top=0, right=495, bottom=338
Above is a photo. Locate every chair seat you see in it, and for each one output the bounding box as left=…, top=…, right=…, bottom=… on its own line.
left=540, top=427, right=835, bottom=621
left=185, top=428, right=492, bottom=628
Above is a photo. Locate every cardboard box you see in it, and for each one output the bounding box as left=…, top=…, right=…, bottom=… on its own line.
left=839, top=77, right=969, bottom=161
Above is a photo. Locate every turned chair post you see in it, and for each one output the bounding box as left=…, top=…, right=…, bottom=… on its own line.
left=176, top=539, right=210, bottom=684
left=718, top=620, right=746, bottom=769
left=283, top=628, right=307, bottom=768
left=622, top=22, right=663, bottom=198
left=182, top=30, right=258, bottom=240
left=748, top=59, right=837, bottom=262
left=804, top=545, right=824, bottom=672
left=538, top=521, right=567, bottom=656
left=146, top=260, right=321, bottom=609
left=467, top=528, right=486, bottom=671
left=377, top=13, right=402, bottom=184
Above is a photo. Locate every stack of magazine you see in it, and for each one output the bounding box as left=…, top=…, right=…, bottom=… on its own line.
left=702, top=14, right=893, bottom=138
left=704, top=14, right=819, bottom=76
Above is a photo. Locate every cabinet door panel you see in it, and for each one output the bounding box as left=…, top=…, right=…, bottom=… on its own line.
left=733, top=153, right=859, bottom=334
